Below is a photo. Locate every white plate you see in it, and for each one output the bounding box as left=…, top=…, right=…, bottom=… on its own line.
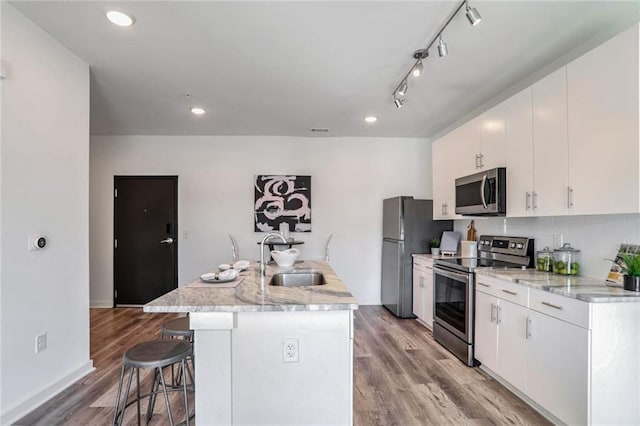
left=218, top=263, right=231, bottom=271
left=233, top=260, right=251, bottom=271
left=200, top=272, right=236, bottom=283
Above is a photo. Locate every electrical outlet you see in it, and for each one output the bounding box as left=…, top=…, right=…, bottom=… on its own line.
left=282, top=338, right=299, bottom=363
left=35, top=333, right=47, bottom=353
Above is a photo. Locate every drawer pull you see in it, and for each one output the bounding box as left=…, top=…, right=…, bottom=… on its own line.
left=526, top=317, right=532, bottom=339
left=501, top=289, right=517, bottom=296
left=541, top=301, right=564, bottom=310
left=490, top=303, right=496, bottom=323
left=477, top=282, right=491, bottom=288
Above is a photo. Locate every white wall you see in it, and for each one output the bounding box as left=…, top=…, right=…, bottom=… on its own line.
left=0, top=4, right=91, bottom=423
left=454, top=215, right=640, bottom=279
left=90, top=135, right=432, bottom=306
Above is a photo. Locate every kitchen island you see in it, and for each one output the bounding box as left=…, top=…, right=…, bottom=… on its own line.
left=144, top=260, right=358, bottom=425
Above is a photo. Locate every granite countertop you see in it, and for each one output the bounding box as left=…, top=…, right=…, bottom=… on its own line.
left=143, top=260, right=358, bottom=313
left=475, top=268, right=640, bottom=303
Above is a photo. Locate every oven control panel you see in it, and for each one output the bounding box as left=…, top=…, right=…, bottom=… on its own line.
left=478, top=235, right=533, bottom=257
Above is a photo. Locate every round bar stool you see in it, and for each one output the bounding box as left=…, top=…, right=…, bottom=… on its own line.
left=113, top=339, right=192, bottom=426
left=161, top=317, right=193, bottom=342
left=161, top=317, right=195, bottom=387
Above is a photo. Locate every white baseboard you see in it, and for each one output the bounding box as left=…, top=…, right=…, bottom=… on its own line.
left=1, top=360, right=94, bottom=426
left=90, top=299, right=113, bottom=308
left=356, top=300, right=381, bottom=306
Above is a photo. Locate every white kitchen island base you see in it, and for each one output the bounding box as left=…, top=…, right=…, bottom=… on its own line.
left=144, top=261, right=358, bottom=426
left=191, top=310, right=354, bottom=425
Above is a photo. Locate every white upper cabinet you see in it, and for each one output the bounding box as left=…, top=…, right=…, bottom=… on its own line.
left=532, top=68, right=569, bottom=216
left=478, top=103, right=507, bottom=171
left=432, top=129, right=464, bottom=220
left=567, top=25, right=639, bottom=215
left=505, top=72, right=569, bottom=218
left=505, top=87, right=534, bottom=217
left=460, top=104, right=507, bottom=176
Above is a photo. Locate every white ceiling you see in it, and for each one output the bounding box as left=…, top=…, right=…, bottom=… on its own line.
left=9, top=1, right=640, bottom=138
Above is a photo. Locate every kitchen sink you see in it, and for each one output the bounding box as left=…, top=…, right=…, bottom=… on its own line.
left=269, top=271, right=326, bottom=287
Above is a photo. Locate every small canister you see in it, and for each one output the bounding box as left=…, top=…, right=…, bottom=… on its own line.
left=536, top=247, right=553, bottom=272
left=553, top=243, right=581, bottom=275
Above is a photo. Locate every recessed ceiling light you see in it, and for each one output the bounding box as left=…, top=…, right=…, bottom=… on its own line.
left=364, top=116, right=377, bottom=123
left=191, top=107, right=206, bottom=115
left=106, top=11, right=135, bottom=27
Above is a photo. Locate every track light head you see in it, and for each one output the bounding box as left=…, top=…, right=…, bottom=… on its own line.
left=465, top=2, right=482, bottom=26
left=412, top=61, right=424, bottom=77
left=397, top=80, right=408, bottom=97
left=437, top=35, right=448, bottom=57
left=394, top=97, right=404, bottom=109
left=411, top=49, right=428, bottom=77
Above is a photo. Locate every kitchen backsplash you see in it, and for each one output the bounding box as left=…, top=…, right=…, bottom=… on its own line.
left=453, top=214, right=640, bottom=280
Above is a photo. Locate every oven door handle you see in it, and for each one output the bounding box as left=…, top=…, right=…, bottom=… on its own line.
left=434, top=267, right=470, bottom=284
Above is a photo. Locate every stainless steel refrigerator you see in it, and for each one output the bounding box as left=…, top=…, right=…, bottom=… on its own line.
left=381, top=197, right=453, bottom=318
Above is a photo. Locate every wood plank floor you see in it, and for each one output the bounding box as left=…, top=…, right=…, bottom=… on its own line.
left=16, top=306, right=550, bottom=425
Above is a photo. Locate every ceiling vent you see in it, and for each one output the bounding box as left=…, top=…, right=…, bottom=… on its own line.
left=310, top=128, right=330, bottom=133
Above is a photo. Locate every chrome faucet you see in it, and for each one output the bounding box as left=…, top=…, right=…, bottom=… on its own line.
left=260, top=232, right=287, bottom=276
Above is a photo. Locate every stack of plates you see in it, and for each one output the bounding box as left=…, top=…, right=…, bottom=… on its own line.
left=218, top=260, right=251, bottom=271
left=200, top=269, right=239, bottom=283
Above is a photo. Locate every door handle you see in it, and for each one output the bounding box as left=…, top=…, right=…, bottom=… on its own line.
left=526, top=317, right=532, bottom=339
left=490, top=303, right=496, bottom=323
left=526, top=192, right=531, bottom=210
left=480, top=175, right=488, bottom=209
left=160, top=237, right=174, bottom=244
left=568, top=186, right=574, bottom=208
left=532, top=191, right=538, bottom=210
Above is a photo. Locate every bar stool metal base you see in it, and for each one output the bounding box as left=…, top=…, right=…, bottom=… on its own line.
left=113, top=339, right=193, bottom=426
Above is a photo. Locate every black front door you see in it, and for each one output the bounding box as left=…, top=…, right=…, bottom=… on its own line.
left=114, top=176, right=178, bottom=305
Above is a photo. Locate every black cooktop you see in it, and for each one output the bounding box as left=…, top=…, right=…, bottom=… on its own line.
left=435, top=257, right=527, bottom=272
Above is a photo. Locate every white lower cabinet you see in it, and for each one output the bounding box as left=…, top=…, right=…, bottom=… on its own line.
left=526, top=309, right=588, bottom=426
left=475, top=276, right=640, bottom=425
left=413, top=257, right=434, bottom=330
left=475, top=277, right=527, bottom=393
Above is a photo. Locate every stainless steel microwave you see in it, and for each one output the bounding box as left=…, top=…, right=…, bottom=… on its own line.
left=455, top=167, right=506, bottom=216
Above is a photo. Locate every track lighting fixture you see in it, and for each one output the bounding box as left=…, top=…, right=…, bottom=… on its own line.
left=465, top=1, right=482, bottom=26
left=437, top=35, right=448, bottom=57
left=391, top=0, right=482, bottom=108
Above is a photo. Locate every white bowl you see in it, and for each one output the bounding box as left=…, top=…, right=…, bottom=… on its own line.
left=270, top=248, right=300, bottom=267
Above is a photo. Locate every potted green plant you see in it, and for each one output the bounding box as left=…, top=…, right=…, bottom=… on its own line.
left=619, top=253, right=640, bottom=292
left=429, top=238, right=441, bottom=256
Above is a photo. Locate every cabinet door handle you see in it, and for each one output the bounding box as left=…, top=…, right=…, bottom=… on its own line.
left=541, top=301, right=564, bottom=310
left=526, top=192, right=531, bottom=210
left=475, top=154, right=480, bottom=169
left=479, top=153, right=484, bottom=168
left=501, top=289, right=517, bottom=296
left=568, top=186, right=574, bottom=208
left=477, top=282, right=490, bottom=288
left=496, top=305, right=502, bottom=324
left=532, top=191, right=538, bottom=210
left=526, top=317, right=532, bottom=339
left=490, top=303, right=496, bottom=323
left=420, top=275, right=425, bottom=288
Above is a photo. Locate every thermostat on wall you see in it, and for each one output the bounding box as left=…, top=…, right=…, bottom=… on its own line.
left=29, top=235, right=48, bottom=251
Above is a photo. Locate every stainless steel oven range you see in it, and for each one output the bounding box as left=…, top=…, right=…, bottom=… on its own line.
left=433, top=235, right=534, bottom=366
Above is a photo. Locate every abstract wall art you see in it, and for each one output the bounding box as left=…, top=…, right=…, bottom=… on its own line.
left=254, top=175, right=311, bottom=232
